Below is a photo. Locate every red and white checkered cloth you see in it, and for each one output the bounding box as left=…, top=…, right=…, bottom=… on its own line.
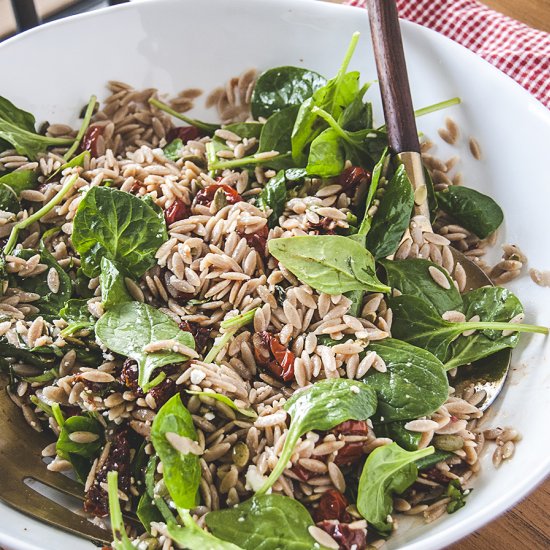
left=346, top=0, right=550, bottom=108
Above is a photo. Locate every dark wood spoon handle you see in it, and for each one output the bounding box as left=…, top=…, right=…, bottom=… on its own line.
left=366, top=0, right=420, bottom=154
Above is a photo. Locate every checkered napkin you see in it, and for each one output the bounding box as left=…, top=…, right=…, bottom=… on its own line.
left=346, top=0, right=550, bottom=108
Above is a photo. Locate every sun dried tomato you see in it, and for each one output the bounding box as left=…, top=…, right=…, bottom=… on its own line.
left=332, top=420, right=369, bottom=436
left=338, top=166, right=371, bottom=194
left=314, top=490, right=351, bottom=523
left=164, top=198, right=190, bottom=225
left=194, top=184, right=242, bottom=207
left=166, top=125, right=202, bottom=144
left=84, top=425, right=131, bottom=517
left=332, top=420, right=369, bottom=466
left=253, top=331, right=295, bottom=382
left=316, top=520, right=367, bottom=550
left=119, top=358, right=140, bottom=393
left=420, top=466, right=452, bottom=486
left=118, top=359, right=180, bottom=403
left=237, top=224, right=269, bottom=256
left=80, top=125, right=105, bottom=158
left=148, top=377, right=177, bottom=408
left=290, top=463, right=314, bottom=482
left=179, top=320, right=210, bottom=354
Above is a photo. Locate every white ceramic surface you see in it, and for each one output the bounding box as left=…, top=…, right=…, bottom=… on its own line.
left=0, top=0, right=549, bottom=548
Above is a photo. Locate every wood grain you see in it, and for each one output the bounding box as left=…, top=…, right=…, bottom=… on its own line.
left=331, top=0, right=550, bottom=548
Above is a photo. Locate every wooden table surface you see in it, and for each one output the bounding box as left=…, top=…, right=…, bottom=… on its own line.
left=328, top=0, right=550, bottom=548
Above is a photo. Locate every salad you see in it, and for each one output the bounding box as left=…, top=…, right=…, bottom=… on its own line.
left=0, top=33, right=547, bottom=550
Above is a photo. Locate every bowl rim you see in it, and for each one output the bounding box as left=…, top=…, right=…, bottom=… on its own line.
left=0, top=1, right=549, bottom=549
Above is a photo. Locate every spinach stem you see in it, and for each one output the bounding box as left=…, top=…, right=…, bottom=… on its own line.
left=204, top=331, right=234, bottom=363
left=377, top=98, right=461, bottom=132
left=63, top=95, right=97, bottom=161
left=454, top=321, right=549, bottom=335
left=148, top=98, right=219, bottom=134
left=107, top=471, right=135, bottom=550
left=208, top=153, right=279, bottom=171
left=336, top=31, right=360, bottom=83
left=311, top=106, right=353, bottom=144
left=257, top=432, right=299, bottom=496
left=220, top=307, right=258, bottom=330
left=3, top=173, right=79, bottom=255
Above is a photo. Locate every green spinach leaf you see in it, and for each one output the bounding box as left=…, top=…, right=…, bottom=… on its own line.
left=381, top=258, right=462, bottom=315
left=305, top=127, right=344, bottom=177
left=186, top=390, right=257, bottom=419
left=365, top=339, right=449, bottom=422
left=357, top=443, right=434, bottom=533
left=291, top=33, right=360, bottom=164
left=258, top=105, right=299, bottom=156
left=436, top=185, right=503, bottom=239
left=96, top=302, right=195, bottom=389
left=0, top=183, right=19, bottom=212
left=268, top=235, right=390, bottom=295
left=206, top=494, right=321, bottom=550
left=376, top=421, right=421, bottom=451
left=415, top=449, right=453, bottom=471
left=258, top=170, right=287, bottom=228
left=12, top=247, right=72, bottom=320
left=0, top=96, right=74, bottom=159
left=150, top=394, right=201, bottom=509
left=167, top=509, right=243, bottom=550
left=257, top=378, right=377, bottom=495
left=59, top=298, right=95, bottom=336
left=163, top=138, right=184, bottom=161
left=365, top=164, right=414, bottom=259
left=389, top=291, right=547, bottom=367
left=446, top=479, right=469, bottom=513
left=251, top=66, right=327, bottom=119
left=99, top=257, right=132, bottom=309
left=72, top=186, right=168, bottom=278
left=0, top=169, right=38, bottom=195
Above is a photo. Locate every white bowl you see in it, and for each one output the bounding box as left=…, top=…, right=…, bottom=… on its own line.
left=0, top=0, right=549, bottom=548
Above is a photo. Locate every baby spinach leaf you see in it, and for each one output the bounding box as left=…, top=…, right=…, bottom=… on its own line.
left=206, top=494, right=321, bottom=550
left=72, top=186, right=168, bottom=278
left=268, top=235, right=390, bottom=295
left=163, top=138, right=184, bottom=161
left=0, top=96, right=74, bottom=159
left=150, top=394, right=201, bottom=509
left=223, top=121, right=263, bottom=140
left=389, top=292, right=547, bottom=367
left=143, top=455, right=176, bottom=525
left=364, top=339, right=449, bottom=422
left=365, top=164, right=414, bottom=259
left=446, top=479, right=468, bottom=513
left=415, top=449, right=453, bottom=471
left=0, top=169, right=38, bottom=195
left=99, top=257, right=132, bottom=309
left=338, top=83, right=373, bottom=132
left=56, top=414, right=104, bottom=483
left=445, top=286, right=522, bottom=370
left=375, top=421, right=421, bottom=451
left=306, top=127, right=344, bottom=178
left=291, top=33, right=360, bottom=164
left=136, top=493, right=163, bottom=534
left=436, top=185, right=503, bottom=239
left=96, top=302, right=195, bottom=389
left=357, top=443, right=434, bottom=533
left=12, top=247, right=72, bottom=320
left=186, top=390, right=257, bottom=419
left=59, top=299, right=95, bottom=336
left=167, top=509, right=243, bottom=550
left=258, top=170, right=287, bottom=228
left=0, top=183, right=19, bottom=212
left=257, top=378, right=377, bottom=495
left=0, top=336, right=57, bottom=367
left=356, top=148, right=388, bottom=238
left=258, top=105, right=299, bottom=156
left=107, top=471, right=135, bottom=550
left=251, top=66, right=327, bottom=119
left=381, top=258, right=462, bottom=315
left=423, top=166, right=438, bottom=219
left=56, top=414, right=103, bottom=460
